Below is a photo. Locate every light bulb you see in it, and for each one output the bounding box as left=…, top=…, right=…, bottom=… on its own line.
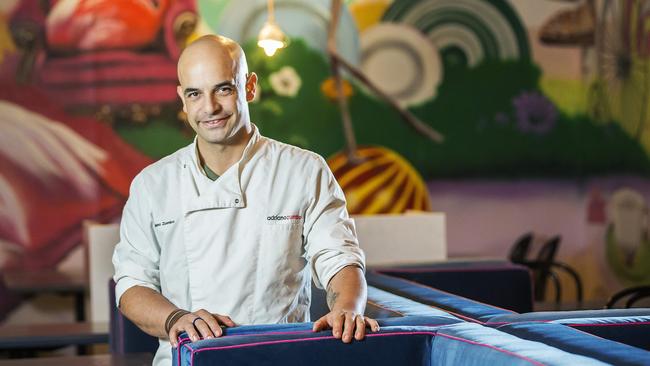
left=257, top=20, right=286, bottom=57
left=258, top=39, right=283, bottom=56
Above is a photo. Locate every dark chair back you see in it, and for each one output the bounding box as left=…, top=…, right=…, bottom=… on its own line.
left=606, top=285, right=650, bottom=309
left=533, top=235, right=560, bottom=301
left=508, top=232, right=534, bottom=263
left=108, top=280, right=159, bottom=355
left=509, top=233, right=562, bottom=302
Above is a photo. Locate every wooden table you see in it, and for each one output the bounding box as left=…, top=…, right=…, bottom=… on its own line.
left=0, top=353, right=152, bottom=365
left=3, top=270, right=88, bottom=322
left=0, top=322, right=108, bottom=350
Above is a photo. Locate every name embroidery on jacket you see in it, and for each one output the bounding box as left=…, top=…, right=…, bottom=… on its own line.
left=266, top=214, right=302, bottom=222
left=154, top=220, right=175, bottom=228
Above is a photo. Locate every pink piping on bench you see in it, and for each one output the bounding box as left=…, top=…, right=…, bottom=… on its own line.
left=177, top=321, right=455, bottom=344
left=186, top=331, right=438, bottom=366
left=485, top=320, right=650, bottom=327
left=177, top=330, right=314, bottom=344
left=566, top=321, right=650, bottom=327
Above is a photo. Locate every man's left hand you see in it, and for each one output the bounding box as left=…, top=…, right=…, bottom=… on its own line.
left=312, top=310, right=379, bottom=343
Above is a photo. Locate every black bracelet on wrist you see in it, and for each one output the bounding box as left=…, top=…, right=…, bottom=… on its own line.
left=165, top=309, right=190, bottom=334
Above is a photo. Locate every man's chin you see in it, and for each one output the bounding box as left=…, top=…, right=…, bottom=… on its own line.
left=197, top=130, right=229, bottom=145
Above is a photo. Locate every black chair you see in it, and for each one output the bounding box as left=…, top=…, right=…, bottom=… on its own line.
left=606, top=285, right=650, bottom=309
left=108, top=280, right=159, bottom=355
left=509, top=233, right=583, bottom=305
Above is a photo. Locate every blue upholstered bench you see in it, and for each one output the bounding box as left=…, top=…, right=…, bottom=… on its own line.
left=111, top=273, right=650, bottom=365
left=172, top=321, right=607, bottom=366
left=373, top=260, right=534, bottom=313
left=367, top=270, right=650, bottom=364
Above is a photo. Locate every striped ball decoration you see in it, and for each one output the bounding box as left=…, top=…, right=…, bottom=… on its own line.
left=327, top=146, right=432, bottom=215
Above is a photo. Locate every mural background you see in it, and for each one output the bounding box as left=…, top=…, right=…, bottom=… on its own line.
left=1, top=0, right=650, bottom=317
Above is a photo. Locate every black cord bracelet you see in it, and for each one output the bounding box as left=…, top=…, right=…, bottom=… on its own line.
left=165, top=309, right=190, bottom=334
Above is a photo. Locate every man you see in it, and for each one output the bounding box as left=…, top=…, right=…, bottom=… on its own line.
left=112, top=34, right=378, bottom=365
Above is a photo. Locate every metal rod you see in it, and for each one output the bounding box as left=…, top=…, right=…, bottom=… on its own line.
left=268, top=0, right=275, bottom=22
left=330, top=50, right=444, bottom=143
left=329, top=0, right=360, bottom=161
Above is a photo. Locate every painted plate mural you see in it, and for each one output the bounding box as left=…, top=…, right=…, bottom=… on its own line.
left=360, top=23, right=442, bottom=106
left=382, top=0, right=530, bottom=69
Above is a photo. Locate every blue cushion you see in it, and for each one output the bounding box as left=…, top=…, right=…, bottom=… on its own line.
left=173, top=325, right=441, bottom=366
left=433, top=322, right=607, bottom=366
left=376, top=261, right=533, bottom=312
left=497, top=321, right=650, bottom=366
left=367, top=271, right=514, bottom=323
left=489, top=309, right=650, bottom=350
left=552, top=316, right=650, bottom=351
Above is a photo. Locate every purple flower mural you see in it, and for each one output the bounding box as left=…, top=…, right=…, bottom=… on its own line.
left=512, top=91, right=558, bottom=135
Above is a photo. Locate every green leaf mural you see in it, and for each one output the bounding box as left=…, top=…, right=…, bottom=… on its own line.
left=245, top=39, right=650, bottom=179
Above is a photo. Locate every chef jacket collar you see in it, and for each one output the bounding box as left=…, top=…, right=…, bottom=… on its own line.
left=182, top=124, right=260, bottom=213
left=190, top=123, right=261, bottom=175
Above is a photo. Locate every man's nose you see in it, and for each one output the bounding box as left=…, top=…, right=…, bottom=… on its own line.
left=203, top=93, right=222, bottom=115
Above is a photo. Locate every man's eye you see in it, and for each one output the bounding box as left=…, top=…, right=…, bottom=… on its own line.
left=187, top=91, right=199, bottom=98
left=217, top=87, right=234, bottom=95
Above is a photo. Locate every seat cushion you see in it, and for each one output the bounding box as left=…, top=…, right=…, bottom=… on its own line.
left=497, top=321, right=650, bottom=365
left=433, top=322, right=607, bottom=366
left=488, top=309, right=650, bottom=350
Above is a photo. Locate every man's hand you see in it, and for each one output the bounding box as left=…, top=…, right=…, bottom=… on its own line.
left=311, top=265, right=379, bottom=342
left=168, top=309, right=235, bottom=347
left=312, top=310, right=379, bottom=343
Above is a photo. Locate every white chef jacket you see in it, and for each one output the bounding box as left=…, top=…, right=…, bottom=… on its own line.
left=112, top=124, right=365, bottom=366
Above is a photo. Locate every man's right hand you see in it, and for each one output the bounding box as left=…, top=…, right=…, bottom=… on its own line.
left=168, top=309, right=236, bottom=347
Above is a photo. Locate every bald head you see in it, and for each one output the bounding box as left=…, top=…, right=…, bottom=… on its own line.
left=175, top=34, right=257, bottom=149
left=177, top=35, right=249, bottom=87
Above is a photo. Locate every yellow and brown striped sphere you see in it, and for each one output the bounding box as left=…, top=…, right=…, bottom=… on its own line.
left=327, top=146, right=432, bottom=215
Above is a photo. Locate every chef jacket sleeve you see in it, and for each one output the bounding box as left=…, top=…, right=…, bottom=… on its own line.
left=303, top=155, right=365, bottom=290
left=112, top=173, right=161, bottom=307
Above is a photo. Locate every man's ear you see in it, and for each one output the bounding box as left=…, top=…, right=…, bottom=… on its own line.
left=177, top=85, right=187, bottom=113
left=245, top=72, right=258, bottom=102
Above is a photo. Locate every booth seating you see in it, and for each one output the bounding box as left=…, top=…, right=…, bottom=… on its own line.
left=367, top=270, right=650, bottom=364
left=171, top=286, right=609, bottom=366
left=172, top=321, right=606, bottom=366
left=110, top=269, right=650, bottom=365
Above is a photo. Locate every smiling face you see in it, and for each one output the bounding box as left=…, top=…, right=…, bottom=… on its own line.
left=176, top=36, right=257, bottom=147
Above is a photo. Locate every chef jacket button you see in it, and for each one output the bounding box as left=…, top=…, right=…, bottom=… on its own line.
left=235, top=198, right=240, bottom=204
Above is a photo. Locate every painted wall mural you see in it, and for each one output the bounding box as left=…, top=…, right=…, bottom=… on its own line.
left=1, top=0, right=650, bottom=316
